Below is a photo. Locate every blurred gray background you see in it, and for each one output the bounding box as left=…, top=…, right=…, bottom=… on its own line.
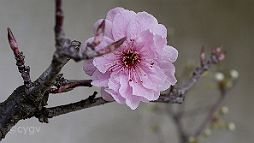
left=0, top=0, right=253, bottom=142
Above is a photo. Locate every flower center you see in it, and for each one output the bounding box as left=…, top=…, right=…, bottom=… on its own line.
left=122, top=49, right=140, bottom=68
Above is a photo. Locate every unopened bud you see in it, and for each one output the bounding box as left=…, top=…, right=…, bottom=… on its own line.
left=230, top=70, right=239, bottom=79
left=220, top=106, right=229, bottom=115
left=227, top=122, right=236, bottom=131
left=215, top=72, right=224, bottom=81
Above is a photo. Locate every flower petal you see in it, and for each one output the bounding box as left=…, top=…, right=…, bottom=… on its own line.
left=159, top=61, right=177, bottom=85
left=81, top=36, right=114, bottom=51
left=125, top=95, right=141, bottom=110
left=93, top=53, right=117, bottom=73
left=163, top=46, right=178, bottom=63
left=152, top=24, right=167, bottom=38
left=118, top=73, right=131, bottom=97
left=108, top=74, right=121, bottom=92
left=135, top=30, right=154, bottom=50
left=82, top=36, right=113, bottom=76
left=153, top=34, right=167, bottom=49
left=101, top=87, right=114, bottom=101
left=129, top=80, right=156, bottom=101
left=140, top=64, right=170, bottom=91
left=127, top=12, right=158, bottom=39
left=112, top=9, right=136, bottom=40
left=83, top=59, right=96, bottom=76
left=83, top=7, right=178, bottom=110
left=91, top=70, right=110, bottom=87
left=152, top=35, right=178, bottom=63
left=104, top=88, right=125, bottom=104
left=106, top=7, right=125, bottom=22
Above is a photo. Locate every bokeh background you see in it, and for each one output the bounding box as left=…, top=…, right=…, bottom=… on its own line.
left=0, top=0, right=253, bottom=142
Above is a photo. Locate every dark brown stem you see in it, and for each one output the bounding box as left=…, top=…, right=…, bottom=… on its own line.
left=48, top=97, right=110, bottom=118
left=0, top=86, right=37, bottom=140
left=0, top=0, right=68, bottom=140
left=55, top=0, right=64, bottom=46
left=30, top=0, right=69, bottom=98
left=35, top=92, right=111, bottom=122
left=49, top=80, right=92, bottom=94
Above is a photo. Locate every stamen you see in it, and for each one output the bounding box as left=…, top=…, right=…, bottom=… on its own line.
left=122, top=49, right=140, bottom=68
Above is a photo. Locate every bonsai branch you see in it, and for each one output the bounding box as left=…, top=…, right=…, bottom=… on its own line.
left=0, top=0, right=226, bottom=141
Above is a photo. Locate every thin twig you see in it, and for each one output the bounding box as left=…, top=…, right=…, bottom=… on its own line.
left=193, top=92, right=226, bottom=137
left=7, top=28, right=31, bottom=89
left=30, top=0, right=69, bottom=97
left=155, top=48, right=224, bottom=104
left=55, top=0, right=64, bottom=46
left=49, top=79, right=92, bottom=94
left=35, top=92, right=111, bottom=122
left=33, top=48, right=225, bottom=120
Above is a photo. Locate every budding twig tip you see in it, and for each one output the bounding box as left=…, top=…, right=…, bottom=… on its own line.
left=7, top=27, right=15, bottom=41
left=7, top=27, right=19, bottom=53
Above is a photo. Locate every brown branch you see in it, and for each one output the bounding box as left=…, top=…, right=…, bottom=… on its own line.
left=33, top=48, right=224, bottom=121
left=55, top=0, right=64, bottom=46
left=35, top=92, right=111, bottom=123
left=0, top=0, right=68, bottom=140
left=49, top=79, right=92, bottom=94
left=45, top=97, right=109, bottom=118
left=30, top=0, right=69, bottom=96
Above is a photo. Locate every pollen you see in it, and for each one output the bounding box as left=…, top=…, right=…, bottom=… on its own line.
left=122, top=49, right=140, bottom=68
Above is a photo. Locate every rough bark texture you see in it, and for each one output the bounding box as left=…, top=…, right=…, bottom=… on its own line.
left=0, top=86, right=35, bottom=139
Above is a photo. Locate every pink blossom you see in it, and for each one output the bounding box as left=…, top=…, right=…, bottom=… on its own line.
left=83, top=7, right=178, bottom=110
